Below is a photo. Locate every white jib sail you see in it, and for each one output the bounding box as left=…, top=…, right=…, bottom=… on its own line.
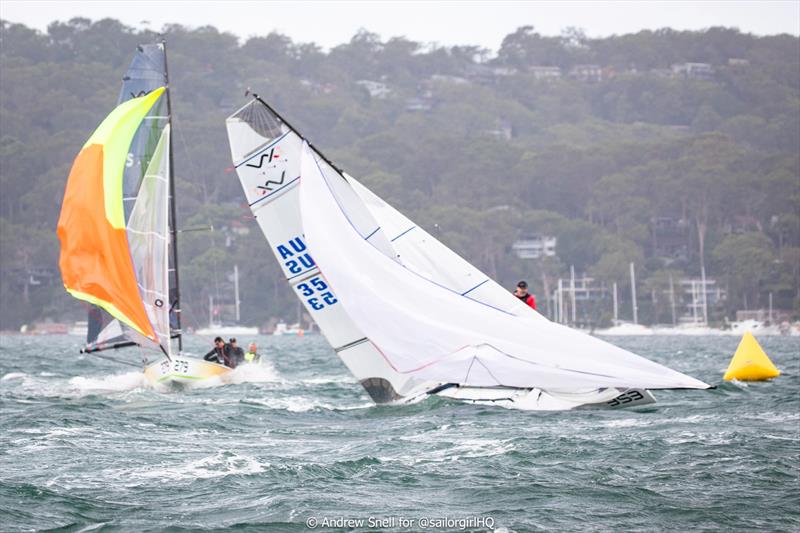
left=299, top=143, right=710, bottom=391
left=127, top=125, right=172, bottom=356
left=346, top=173, right=543, bottom=319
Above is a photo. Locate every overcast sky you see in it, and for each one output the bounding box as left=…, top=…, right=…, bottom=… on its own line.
left=2, top=1, right=798, bottom=51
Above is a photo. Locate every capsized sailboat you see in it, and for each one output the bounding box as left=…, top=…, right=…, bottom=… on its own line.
left=57, top=42, right=230, bottom=386
left=225, top=96, right=710, bottom=410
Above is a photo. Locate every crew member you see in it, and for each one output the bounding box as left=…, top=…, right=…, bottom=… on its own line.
left=204, top=337, right=233, bottom=367
left=514, top=280, right=537, bottom=310
left=244, top=342, right=260, bottom=364
left=227, top=338, right=245, bottom=367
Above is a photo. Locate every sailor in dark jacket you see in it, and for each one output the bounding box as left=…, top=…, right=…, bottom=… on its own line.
left=204, top=336, right=233, bottom=367
left=226, top=338, right=245, bottom=367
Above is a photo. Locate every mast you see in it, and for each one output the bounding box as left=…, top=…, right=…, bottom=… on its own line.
left=162, top=39, right=183, bottom=352
left=630, top=262, right=638, bottom=325
left=234, top=265, right=241, bottom=322
left=669, top=275, right=677, bottom=326
left=700, top=264, right=708, bottom=325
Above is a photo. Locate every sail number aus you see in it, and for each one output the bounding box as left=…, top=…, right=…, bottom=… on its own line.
left=296, top=276, right=338, bottom=311
left=276, top=237, right=315, bottom=275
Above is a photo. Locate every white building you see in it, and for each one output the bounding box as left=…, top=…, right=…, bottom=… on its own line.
left=512, top=235, right=557, bottom=259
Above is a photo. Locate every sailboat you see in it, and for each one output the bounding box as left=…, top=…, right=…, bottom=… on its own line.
left=195, top=265, right=260, bottom=336
left=225, top=96, right=710, bottom=410
left=57, top=42, right=231, bottom=386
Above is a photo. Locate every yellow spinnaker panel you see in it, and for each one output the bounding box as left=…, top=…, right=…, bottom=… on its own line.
left=57, top=88, right=166, bottom=340
left=723, top=331, right=780, bottom=381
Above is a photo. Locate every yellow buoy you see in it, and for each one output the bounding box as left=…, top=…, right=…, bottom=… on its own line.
left=723, top=331, right=780, bottom=381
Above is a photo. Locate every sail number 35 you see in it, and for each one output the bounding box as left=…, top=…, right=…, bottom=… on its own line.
left=296, top=276, right=338, bottom=311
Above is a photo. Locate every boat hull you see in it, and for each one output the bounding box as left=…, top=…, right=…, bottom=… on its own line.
left=194, top=326, right=259, bottom=336
left=144, top=356, right=231, bottom=386
left=422, top=385, right=656, bottom=411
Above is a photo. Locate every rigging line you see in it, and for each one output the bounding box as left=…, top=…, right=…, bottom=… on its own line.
left=168, top=114, right=222, bottom=343
left=170, top=114, right=207, bottom=193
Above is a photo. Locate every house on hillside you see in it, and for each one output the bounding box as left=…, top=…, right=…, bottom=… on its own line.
left=569, top=64, right=603, bottom=83
left=528, top=66, right=562, bottom=80
left=650, top=217, right=691, bottom=263
left=671, top=62, right=715, bottom=80
left=356, top=79, right=392, bottom=99
left=512, top=235, right=557, bottom=259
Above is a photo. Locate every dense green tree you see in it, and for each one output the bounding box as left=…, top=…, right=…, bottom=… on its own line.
left=0, top=19, right=797, bottom=329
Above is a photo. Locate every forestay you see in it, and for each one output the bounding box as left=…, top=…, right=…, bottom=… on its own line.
left=299, top=143, right=710, bottom=391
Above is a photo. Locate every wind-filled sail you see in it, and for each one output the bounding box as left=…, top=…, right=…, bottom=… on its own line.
left=82, top=43, right=173, bottom=353
left=58, top=88, right=166, bottom=343
left=299, top=143, right=710, bottom=391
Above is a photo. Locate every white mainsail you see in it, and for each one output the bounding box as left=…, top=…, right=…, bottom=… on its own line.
left=225, top=100, right=427, bottom=401
left=299, top=143, right=710, bottom=391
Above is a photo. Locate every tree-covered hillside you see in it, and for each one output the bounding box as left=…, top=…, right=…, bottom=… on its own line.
left=1, top=19, right=798, bottom=330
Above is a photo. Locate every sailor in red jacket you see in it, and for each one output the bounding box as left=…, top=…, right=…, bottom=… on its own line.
left=514, top=280, right=536, bottom=310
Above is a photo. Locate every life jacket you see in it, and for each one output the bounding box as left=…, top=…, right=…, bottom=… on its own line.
left=516, top=293, right=536, bottom=310
left=244, top=351, right=258, bottom=363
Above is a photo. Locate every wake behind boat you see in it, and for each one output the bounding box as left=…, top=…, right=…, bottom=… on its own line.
left=225, top=96, right=710, bottom=411
left=58, top=42, right=231, bottom=387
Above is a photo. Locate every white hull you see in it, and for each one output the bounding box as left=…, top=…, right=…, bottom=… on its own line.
left=194, top=325, right=260, bottom=336
left=445, top=386, right=656, bottom=410
left=144, top=356, right=231, bottom=386
left=272, top=322, right=303, bottom=336
left=593, top=323, right=655, bottom=336
left=400, top=384, right=656, bottom=411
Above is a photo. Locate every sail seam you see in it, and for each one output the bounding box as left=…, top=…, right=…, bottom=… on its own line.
left=288, top=269, right=322, bottom=285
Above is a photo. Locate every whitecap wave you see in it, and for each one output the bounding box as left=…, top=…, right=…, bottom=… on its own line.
left=68, top=371, right=149, bottom=394
left=127, top=451, right=267, bottom=482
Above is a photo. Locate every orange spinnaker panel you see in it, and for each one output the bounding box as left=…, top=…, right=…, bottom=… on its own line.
left=57, top=144, right=156, bottom=340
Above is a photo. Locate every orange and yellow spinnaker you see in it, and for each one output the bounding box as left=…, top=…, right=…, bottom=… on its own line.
left=57, top=87, right=165, bottom=341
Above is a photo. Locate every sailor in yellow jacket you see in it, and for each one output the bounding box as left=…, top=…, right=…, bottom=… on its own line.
left=244, top=342, right=261, bottom=364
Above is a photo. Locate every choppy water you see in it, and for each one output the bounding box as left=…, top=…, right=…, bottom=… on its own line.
left=0, top=334, right=798, bottom=532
